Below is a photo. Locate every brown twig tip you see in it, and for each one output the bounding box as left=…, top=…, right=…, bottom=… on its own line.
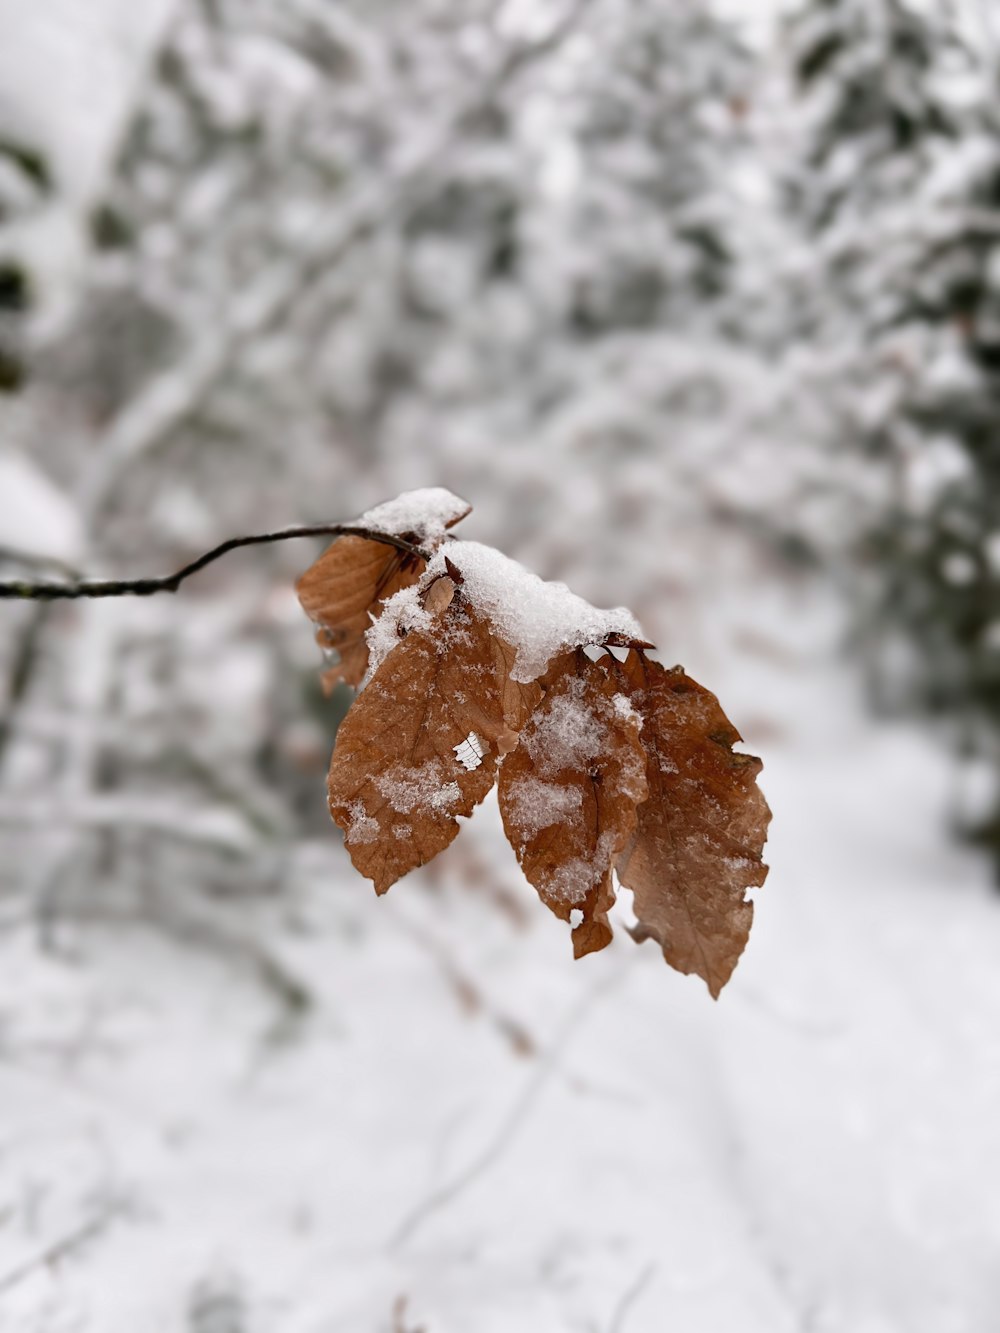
left=0, top=524, right=430, bottom=602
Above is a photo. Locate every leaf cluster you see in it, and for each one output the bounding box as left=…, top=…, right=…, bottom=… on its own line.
left=297, top=492, right=770, bottom=996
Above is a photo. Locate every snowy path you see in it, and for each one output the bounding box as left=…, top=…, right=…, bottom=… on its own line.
left=2, top=670, right=1000, bottom=1333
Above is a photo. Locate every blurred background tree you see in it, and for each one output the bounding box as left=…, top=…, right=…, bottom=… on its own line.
left=2, top=0, right=792, bottom=937
left=0, top=132, right=49, bottom=391
left=786, top=0, right=1000, bottom=871
left=7, top=7, right=1000, bottom=1324
left=6, top=0, right=1000, bottom=924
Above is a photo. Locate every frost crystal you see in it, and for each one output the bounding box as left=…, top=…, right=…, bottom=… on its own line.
left=549, top=831, right=619, bottom=903
left=612, top=693, right=641, bottom=727
left=523, top=677, right=606, bottom=774
left=375, top=760, right=460, bottom=814
left=505, top=775, right=582, bottom=841
left=344, top=801, right=379, bottom=845
left=432, top=780, right=462, bottom=810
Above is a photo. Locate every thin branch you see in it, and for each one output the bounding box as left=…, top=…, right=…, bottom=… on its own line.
left=139, top=891, right=313, bottom=1017
left=0, top=524, right=428, bottom=602
left=388, top=965, right=623, bottom=1252
left=0, top=1200, right=124, bottom=1295
left=390, top=905, right=538, bottom=1058
left=607, top=1262, right=656, bottom=1333
left=0, top=604, right=54, bottom=771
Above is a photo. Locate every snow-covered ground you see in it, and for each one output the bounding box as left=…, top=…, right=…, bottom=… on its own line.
left=2, top=627, right=998, bottom=1333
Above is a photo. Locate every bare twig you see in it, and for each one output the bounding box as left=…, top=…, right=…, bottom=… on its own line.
left=0, top=524, right=427, bottom=602
left=141, top=892, right=313, bottom=1016
left=0, top=604, right=53, bottom=771
left=0, top=1200, right=124, bottom=1295
left=15, top=889, right=312, bottom=1018
left=389, top=966, right=622, bottom=1251
left=607, top=1262, right=656, bottom=1333
left=391, top=906, right=537, bottom=1057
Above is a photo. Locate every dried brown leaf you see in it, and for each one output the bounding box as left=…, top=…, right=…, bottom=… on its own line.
left=327, top=586, right=541, bottom=893
left=297, top=537, right=423, bottom=690
left=297, top=491, right=773, bottom=993
left=498, top=650, right=648, bottom=958
left=614, top=651, right=771, bottom=997
left=296, top=497, right=470, bottom=690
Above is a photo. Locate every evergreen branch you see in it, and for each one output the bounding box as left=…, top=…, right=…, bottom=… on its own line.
left=0, top=525, right=428, bottom=601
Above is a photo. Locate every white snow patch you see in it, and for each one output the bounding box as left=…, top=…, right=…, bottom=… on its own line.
left=506, top=775, right=582, bottom=840
left=357, top=487, right=470, bottom=542
left=569, top=908, right=584, bottom=929
left=538, top=843, right=609, bottom=904
left=363, top=582, right=430, bottom=678
left=612, top=692, right=641, bottom=727
left=361, top=531, right=645, bottom=689
left=343, top=800, right=378, bottom=846
left=454, top=732, right=486, bottom=771
left=432, top=780, right=462, bottom=810
left=523, top=678, right=607, bottom=774
left=428, top=540, right=645, bottom=683
left=374, top=760, right=459, bottom=815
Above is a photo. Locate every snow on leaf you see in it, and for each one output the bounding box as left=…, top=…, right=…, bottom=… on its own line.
left=295, top=490, right=469, bottom=690
left=326, top=582, right=541, bottom=894
left=426, top=540, right=647, bottom=684
left=498, top=650, right=648, bottom=959
left=357, top=487, right=472, bottom=541
left=613, top=651, right=771, bottom=998
left=297, top=536, right=424, bottom=690
left=303, top=493, right=770, bottom=990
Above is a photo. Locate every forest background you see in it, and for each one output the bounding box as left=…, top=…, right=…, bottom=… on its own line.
left=2, top=2, right=1000, bottom=1330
